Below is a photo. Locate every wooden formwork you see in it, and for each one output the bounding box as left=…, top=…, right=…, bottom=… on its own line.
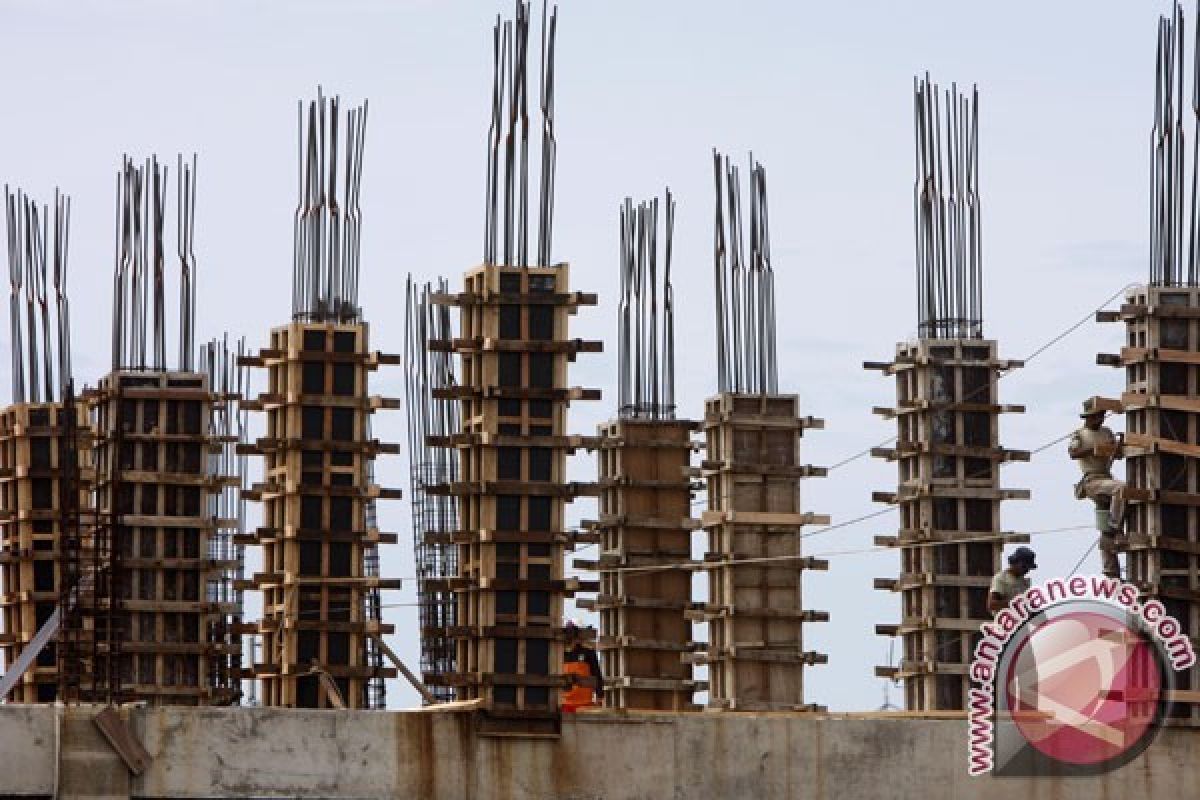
left=584, top=417, right=702, bottom=711
left=695, top=392, right=828, bottom=711
left=240, top=321, right=400, bottom=709
left=1098, top=284, right=1200, bottom=725
left=866, top=338, right=1029, bottom=711
left=430, top=264, right=600, bottom=734
left=0, top=401, right=90, bottom=702
left=88, top=370, right=242, bottom=705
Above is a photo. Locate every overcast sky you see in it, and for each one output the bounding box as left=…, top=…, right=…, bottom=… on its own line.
left=0, top=1, right=1165, bottom=709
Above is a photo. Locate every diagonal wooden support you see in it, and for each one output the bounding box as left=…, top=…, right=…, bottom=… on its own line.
left=309, top=662, right=347, bottom=710
left=92, top=707, right=151, bottom=776
left=371, top=633, right=437, bottom=705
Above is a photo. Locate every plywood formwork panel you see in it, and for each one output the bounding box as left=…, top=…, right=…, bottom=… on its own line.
left=87, top=370, right=241, bottom=705
left=243, top=322, right=400, bottom=709
left=868, top=338, right=1028, bottom=711
left=1101, top=285, right=1200, bottom=725
left=0, top=402, right=90, bottom=703
left=432, top=264, right=599, bottom=733
left=592, top=417, right=700, bottom=711
left=698, top=392, right=827, bottom=711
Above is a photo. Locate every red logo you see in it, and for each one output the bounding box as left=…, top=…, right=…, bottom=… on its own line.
left=1004, top=610, right=1161, bottom=766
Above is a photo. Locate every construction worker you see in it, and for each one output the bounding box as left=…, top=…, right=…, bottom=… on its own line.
left=988, top=546, right=1037, bottom=613
left=1068, top=399, right=1126, bottom=578
left=561, top=620, right=603, bottom=712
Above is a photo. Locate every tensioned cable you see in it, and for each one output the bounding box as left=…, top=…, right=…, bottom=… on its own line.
left=596, top=524, right=1094, bottom=577
left=1067, top=539, right=1099, bottom=577
left=573, top=282, right=1134, bottom=581
left=821, top=281, right=1139, bottom=473
left=664, top=422, right=1113, bottom=563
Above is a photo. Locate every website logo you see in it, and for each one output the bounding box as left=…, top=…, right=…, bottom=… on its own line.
left=967, top=576, right=1195, bottom=776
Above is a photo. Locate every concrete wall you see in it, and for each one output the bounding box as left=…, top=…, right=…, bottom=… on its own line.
left=1, top=704, right=1197, bottom=799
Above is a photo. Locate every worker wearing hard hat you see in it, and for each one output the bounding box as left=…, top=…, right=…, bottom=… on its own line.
left=988, top=547, right=1037, bottom=613
left=561, top=620, right=603, bottom=712
left=1068, top=399, right=1126, bottom=578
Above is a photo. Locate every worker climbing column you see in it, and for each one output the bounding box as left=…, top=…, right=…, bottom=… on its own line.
left=582, top=190, right=703, bottom=711
left=1097, top=285, right=1200, bottom=724
left=697, top=152, right=829, bottom=711
left=1099, top=284, right=1200, bottom=724
left=1092, top=5, right=1200, bottom=725
left=868, top=76, right=1029, bottom=711
left=242, top=91, right=401, bottom=709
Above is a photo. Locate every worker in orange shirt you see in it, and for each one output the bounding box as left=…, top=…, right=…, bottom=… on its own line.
left=561, top=620, right=603, bottom=712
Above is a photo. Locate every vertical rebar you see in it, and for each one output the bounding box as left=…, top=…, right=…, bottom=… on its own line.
left=5, top=187, right=72, bottom=404
left=292, top=89, right=368, bottom=322
left=913, top=75, right=984, bottom=337
left=712, top=150, right=779, bottom=394
left=617, top=189, right=677, bottom=419
left=482, top=1, right=557, bottom=268
left=404, top=276, right=460, bottom=701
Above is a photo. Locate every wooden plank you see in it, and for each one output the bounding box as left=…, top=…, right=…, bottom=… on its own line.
left=1122, top=534, right=1200, bottom=557
left=312, top=666, right=347, bottom=709
left=894, top=485, right=1031, bottom=501
left=1116, top=302, right=1200, bottom=319
left=705, top=647, right=826, bottom=665
left=591, top=513, right=700, bottom=531
left=701, top=510, right=830, bottom=527
left=699, top=461, right=825, bottom=478
left=92, top=707, right=152, bottom=776
left=433, top=385, right=601, bottom=402
left=1084, top=395, right=1125, bottom=413
left=1121, top=346, right=1200, bottom=366
left=883, top=401, right=1025, bottom=415
left=1121, top=392, right=1200, bottom=414
left=412, top=698, right=486, bottom=712
left=695, top=606, right=828, bottom=622
left=372, top=634, right=437, bottom=705
left=430, top=336, right=603, bottom=354
left=896, top=528, right=1029, bottom=545
left=1126, top=431, right=1200, bottom=459
left=430, top=288, right=596, bottom=307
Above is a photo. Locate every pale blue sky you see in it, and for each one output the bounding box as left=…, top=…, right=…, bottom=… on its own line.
left=0, top=1, right=1157, bottom=709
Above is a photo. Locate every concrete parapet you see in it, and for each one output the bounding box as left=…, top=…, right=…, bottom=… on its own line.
left=0, top=704, right=1195, bottom=799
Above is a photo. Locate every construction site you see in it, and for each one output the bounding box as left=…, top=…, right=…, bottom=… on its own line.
left=2, top=1, right=1200, bottom=798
